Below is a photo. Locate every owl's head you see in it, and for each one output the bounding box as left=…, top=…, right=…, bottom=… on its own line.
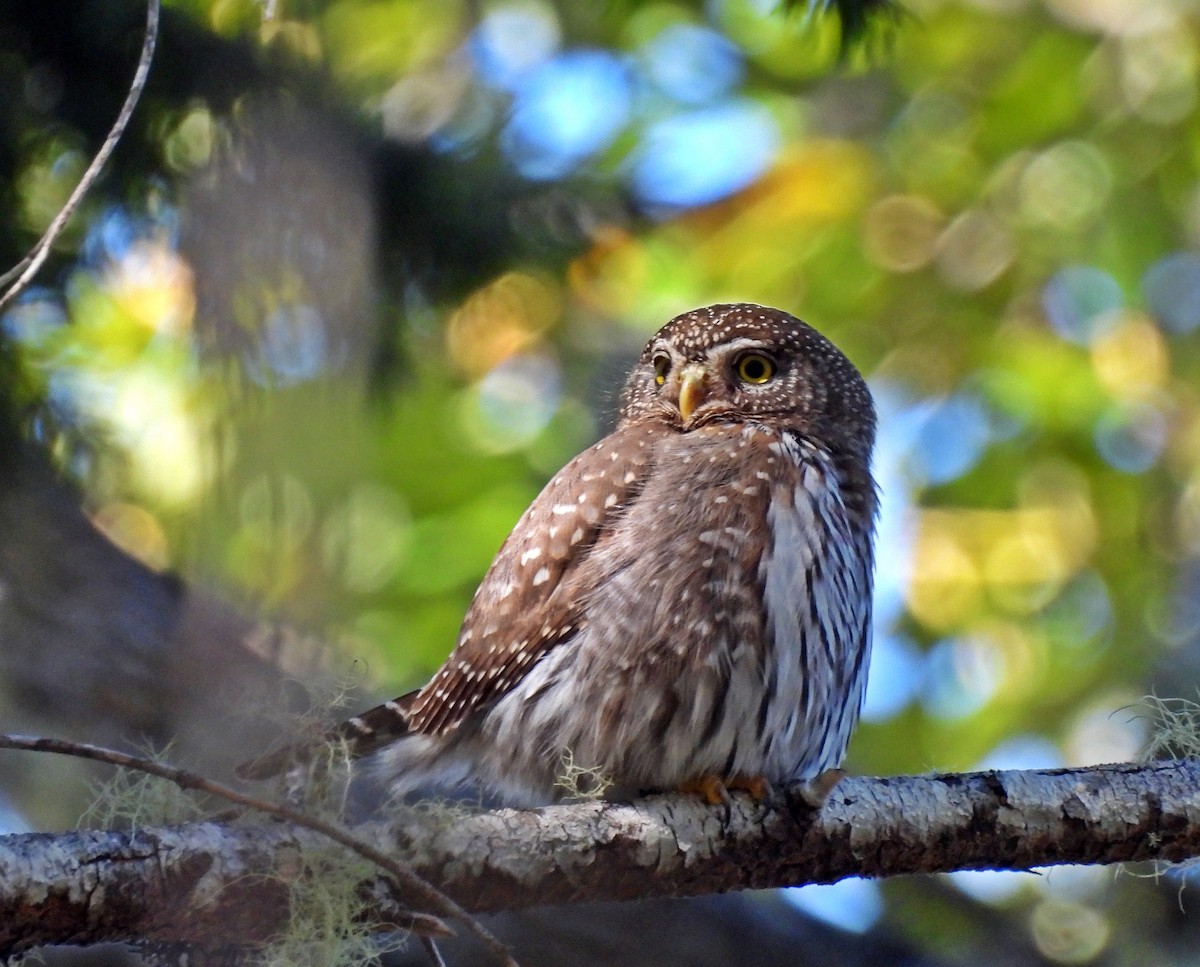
left=620, top=303, right=875, bottom=462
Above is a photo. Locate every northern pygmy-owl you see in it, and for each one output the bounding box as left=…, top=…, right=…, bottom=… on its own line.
left=242, top=304, right=877, bottom=806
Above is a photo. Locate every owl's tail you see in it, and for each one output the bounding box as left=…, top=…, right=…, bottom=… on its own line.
left=235, top=690, right=419, bottom=781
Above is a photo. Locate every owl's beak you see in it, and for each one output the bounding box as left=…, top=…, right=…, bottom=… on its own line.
left=677, top=365, right=709, bottom=422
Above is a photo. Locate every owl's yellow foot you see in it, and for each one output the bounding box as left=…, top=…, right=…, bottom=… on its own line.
left=680, top=775, right=730, bottom=805
left=680, top=773, right=772, bottom=805
left=796, top=768, right=847, bottom=808
left=727, top=774, right=772, bottom=800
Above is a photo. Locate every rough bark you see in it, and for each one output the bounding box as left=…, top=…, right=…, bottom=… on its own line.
left=0, top=759, right=1195, bottom=955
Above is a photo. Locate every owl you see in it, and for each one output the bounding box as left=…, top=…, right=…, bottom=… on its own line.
left=241, top=304, right=877, bottom=807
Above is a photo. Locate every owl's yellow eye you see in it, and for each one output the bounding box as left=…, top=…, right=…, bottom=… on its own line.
left=735, top=352, right=776, bottom=385
left=653, top=354, right=670, bottom=386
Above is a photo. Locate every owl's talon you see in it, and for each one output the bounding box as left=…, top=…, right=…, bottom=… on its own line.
left=680, top=774, right=733, bottom=807
left=796, top=768, right=848, bottom=809
left=727, top=774, right=772, bottom=801
left=681, top=774, right=773, bottom=809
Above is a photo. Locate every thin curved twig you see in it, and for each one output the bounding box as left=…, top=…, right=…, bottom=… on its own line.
left=421, top=936, right=449, bottom=967
left=0, top=734, right=519, bottom=967
left=0, top=0, right=161, bottom=312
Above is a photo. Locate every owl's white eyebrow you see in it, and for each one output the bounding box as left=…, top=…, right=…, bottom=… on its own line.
left=654, top=336, right=772, bottom=357
left=717, top=337, right=773, bottom=355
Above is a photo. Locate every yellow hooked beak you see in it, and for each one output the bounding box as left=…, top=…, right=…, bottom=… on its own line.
left=678, top=365, right=709, bottom=422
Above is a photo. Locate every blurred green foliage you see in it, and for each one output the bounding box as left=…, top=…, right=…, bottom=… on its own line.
left=4, top=0, right=1200, bottom=959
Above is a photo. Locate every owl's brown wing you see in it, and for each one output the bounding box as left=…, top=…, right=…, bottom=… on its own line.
left=402, top=419, right=661, bottom=736
left=236, top=421, right=661, bottom=780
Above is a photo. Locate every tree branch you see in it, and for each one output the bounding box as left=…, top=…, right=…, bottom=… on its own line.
left=0, top=759, right=1195, bottom=955
left=0, top=734, right=515, bottom=966
left=391, top=758, right=1200, bottom=909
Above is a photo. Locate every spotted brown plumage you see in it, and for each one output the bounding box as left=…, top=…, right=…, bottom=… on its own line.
left=239, top=304, right=877, bottom=806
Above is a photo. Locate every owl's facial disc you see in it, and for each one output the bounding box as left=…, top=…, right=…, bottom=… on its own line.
left=677, top=364, right=710, bottom=421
